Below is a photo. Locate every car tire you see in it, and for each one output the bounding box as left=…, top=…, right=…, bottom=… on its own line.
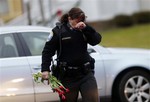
left=118, top=70, right=150, bottom=102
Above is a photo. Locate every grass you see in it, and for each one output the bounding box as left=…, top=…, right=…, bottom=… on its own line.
left=100, top=24, right=150, bottom=49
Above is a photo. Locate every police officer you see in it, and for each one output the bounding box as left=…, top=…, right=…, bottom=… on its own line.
left=41, top=7, right=102, bottom=102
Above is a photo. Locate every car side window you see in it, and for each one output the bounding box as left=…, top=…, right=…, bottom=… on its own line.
left=21, top=32, right=49, bottom=56
left=0, top=34, right=19, bottom=58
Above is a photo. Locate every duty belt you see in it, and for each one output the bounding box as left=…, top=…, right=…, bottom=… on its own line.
left=67, top=62, right=90, bottom=70
left=67, top=66, right=79, bottom=69
left=59, top=61, right=90, bottom=69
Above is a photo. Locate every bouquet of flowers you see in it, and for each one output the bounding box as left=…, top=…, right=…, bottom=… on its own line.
left=33, top=72, right=69, bottom=100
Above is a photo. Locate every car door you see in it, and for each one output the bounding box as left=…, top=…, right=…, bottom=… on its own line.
left=19, top=32, right=58, bottom=102
left=0, top=33, right=34, bottom=102
left=88, top=45, right=106, bottom=98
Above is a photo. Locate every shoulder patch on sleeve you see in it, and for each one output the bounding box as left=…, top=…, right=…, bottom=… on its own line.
left=46, top=31, right=53, bottom=42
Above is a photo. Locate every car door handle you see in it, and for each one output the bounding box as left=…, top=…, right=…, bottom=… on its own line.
left=33, top=66, right=41, bottom=70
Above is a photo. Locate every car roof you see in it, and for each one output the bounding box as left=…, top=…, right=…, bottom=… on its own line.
left=0, top=26, right=51, bottom=34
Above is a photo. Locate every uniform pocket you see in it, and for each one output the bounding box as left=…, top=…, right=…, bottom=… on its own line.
left=61, top=37, right=72, bottom=46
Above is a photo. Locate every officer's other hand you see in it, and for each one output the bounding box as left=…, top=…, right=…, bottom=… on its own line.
left=42, top=71, right=49, bottom=80
left=41, top=71, right=50, bottom=84
left=75, top=22, right=86, bottom=30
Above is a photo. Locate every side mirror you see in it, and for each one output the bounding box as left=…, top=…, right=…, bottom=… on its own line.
left=87, top=48, right=96, bottom=54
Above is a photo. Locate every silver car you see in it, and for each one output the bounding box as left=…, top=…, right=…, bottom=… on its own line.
left=0, top=26, right=150, bottom=102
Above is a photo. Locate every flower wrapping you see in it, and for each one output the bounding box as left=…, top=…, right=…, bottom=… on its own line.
left=33, top=72, right=69, bottom=100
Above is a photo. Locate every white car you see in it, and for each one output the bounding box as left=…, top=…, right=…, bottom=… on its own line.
left=0, top=26, right=150, bottom=102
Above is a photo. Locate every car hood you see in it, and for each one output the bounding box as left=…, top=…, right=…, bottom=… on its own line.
left=106, top=47, right=150, bottom=54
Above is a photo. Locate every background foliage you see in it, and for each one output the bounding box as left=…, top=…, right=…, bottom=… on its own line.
left=100, top=24, right=150, bottom=49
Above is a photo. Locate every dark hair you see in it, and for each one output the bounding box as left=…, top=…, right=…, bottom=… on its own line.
left=60, top=7, right=86, bottom=23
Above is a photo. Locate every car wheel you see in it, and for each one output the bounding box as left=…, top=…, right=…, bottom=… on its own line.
left=118, top=70, right=150, bottom=102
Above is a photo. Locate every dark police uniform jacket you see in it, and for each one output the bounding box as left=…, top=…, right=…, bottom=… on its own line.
left=41, top=23, right=102, bottom=72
